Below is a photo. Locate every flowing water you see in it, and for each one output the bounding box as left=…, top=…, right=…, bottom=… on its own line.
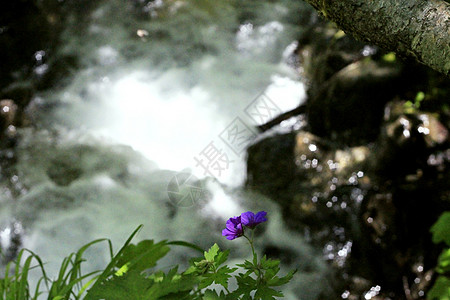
left=1, top=0, right=335, bottom=298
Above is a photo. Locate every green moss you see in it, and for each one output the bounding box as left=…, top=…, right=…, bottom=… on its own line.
left=382, top=52, right=396, bottom=63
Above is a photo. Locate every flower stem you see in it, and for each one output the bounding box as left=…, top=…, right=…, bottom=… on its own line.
left=243, top=232, right=258, bottom=269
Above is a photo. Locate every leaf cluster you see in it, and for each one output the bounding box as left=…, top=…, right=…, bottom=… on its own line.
left=185, top=244, right=296, bottom=300
left=428, top=212, right=450, bottom=300
left=0, top=226, right=295, bottom=300
left=230, top=255, right=296, bottom=300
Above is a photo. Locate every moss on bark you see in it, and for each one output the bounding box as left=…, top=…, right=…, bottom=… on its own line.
left=303, top=0, right=450, bottom=75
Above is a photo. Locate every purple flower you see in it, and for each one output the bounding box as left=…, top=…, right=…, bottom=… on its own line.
left=222, top=216, right=244, bottom=240
left=241, top=211, right=267, bottom=229
left=222, top=211, right=268, bottom=240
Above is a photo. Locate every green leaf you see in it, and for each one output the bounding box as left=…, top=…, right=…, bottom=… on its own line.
left=188, top=244, right=232, bottom=279
left=90, top=225, right=144, bottom=286
left=86, top=267, right=197, bottom=300
left=254, top=285, right=283, bottom=300
left=260, top=256, right=280, bottom=270
left=197, top=265, right=236, bottom=290
left=116, top=240, right=170, bottom=274
left=431, top=212, right=450, bottom=246
left=144, top=267, right=197, bottom=299
left=228, top=273, right=257, bottom=299
left=262, top=265, right=280, bottom=282
left=205, top=244, right=220, bottom=262
left=85, top=269, right=152, bottom=300
left=427, top=276, right=450, bottom=300
left=217, top=266, right=237, bottom=285
left=214, top=249, right=230, bottom=268
left=267, top=269, right=296, bottom=287
left=185, top=256, right=214, bottom=276
left=204, top=289, right=226, bottom=300
left=198, top=274, right=215, bottom=290
left=205, top=266, right=237, bottom=289
left=437, top=249, right=450, bottom=275
left=236, top=260, right=257, bottom=275
left=194, top=259, right=212, bottom=274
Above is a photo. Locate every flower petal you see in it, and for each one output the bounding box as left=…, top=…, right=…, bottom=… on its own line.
left=240, top=211, right=255, bottom=227
left=254, top=211, right=267, bottom=223
left=241, top=211, right=267, bottom=229
left=222, top=216, right=243, bottom=240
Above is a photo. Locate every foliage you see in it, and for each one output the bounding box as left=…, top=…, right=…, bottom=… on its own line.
left=0, top=212, right=295, bottom=299
left=431, top=212, right=450, bottom=246
left=428, top=212, right=450, bottom=300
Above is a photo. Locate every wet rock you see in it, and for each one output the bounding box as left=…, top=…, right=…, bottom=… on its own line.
left=0, top=83, right=34, bottom=120
left=34, top=54, right=79, bottom=91
left=247, top=130, right=370, bottom=245
left=0, top=99, right=18, bottom=138
left=351, top=183, right=449, bottom=295
left=345, top=100, right=450, bottom=294
left=418, top=113, right=448, bottom=146
left=296, top=25, right=432, bottom=146
left=407, top=264, right=434, bottom=300
left=246, top=132, right=297, bottom=197
left=0, top=0, right=59, bottom=88
left=306, top=58, right=403, bottom=145
left=0, top=99, right=21, bottom=150
left=247, top=130, right=370, bottom=202
left=262, top=244, right=298, bottom=266
left=0, top=100, right=17, bottom=125
left=347, top=277, right=372, bottom=297
left=372, top=100, right=449, bottom=180
left=297, top=25, right=365, bottom=86
left=246, top=102, right=449, bottom=298
left=47, top=159, right=83, bottom=186
left=247, top=16, right=450, bottom=300
left=362, top=193, right=396, bottom=245
left=294, top=131, right=369, bottom=183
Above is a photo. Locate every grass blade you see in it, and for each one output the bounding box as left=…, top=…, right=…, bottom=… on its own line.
left=167, top=241, right=205, bottom=254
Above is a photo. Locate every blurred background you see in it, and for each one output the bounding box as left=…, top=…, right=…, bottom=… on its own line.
left=0, top=0, right=449, bottom=299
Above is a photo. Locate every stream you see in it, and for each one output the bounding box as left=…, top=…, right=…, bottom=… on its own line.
left=0, top=0, right=338, bottom=299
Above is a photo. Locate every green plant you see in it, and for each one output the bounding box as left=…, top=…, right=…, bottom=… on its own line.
left=428, top=211, right=450, bottom=300
left=0, top=211, right=295, bottom=299
left=404, top=91, right=426, bottom=113
left=1, top=239, right=109, bottom=300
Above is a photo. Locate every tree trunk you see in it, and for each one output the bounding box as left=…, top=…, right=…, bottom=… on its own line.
left=303, top=0, right=450, bottom=76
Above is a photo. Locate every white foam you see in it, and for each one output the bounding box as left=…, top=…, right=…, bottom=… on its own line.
left=8, top=0, right=330, bottom=298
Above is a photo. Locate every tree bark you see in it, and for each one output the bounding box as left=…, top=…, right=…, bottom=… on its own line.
left=303, top=0, right=450, bottom=76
